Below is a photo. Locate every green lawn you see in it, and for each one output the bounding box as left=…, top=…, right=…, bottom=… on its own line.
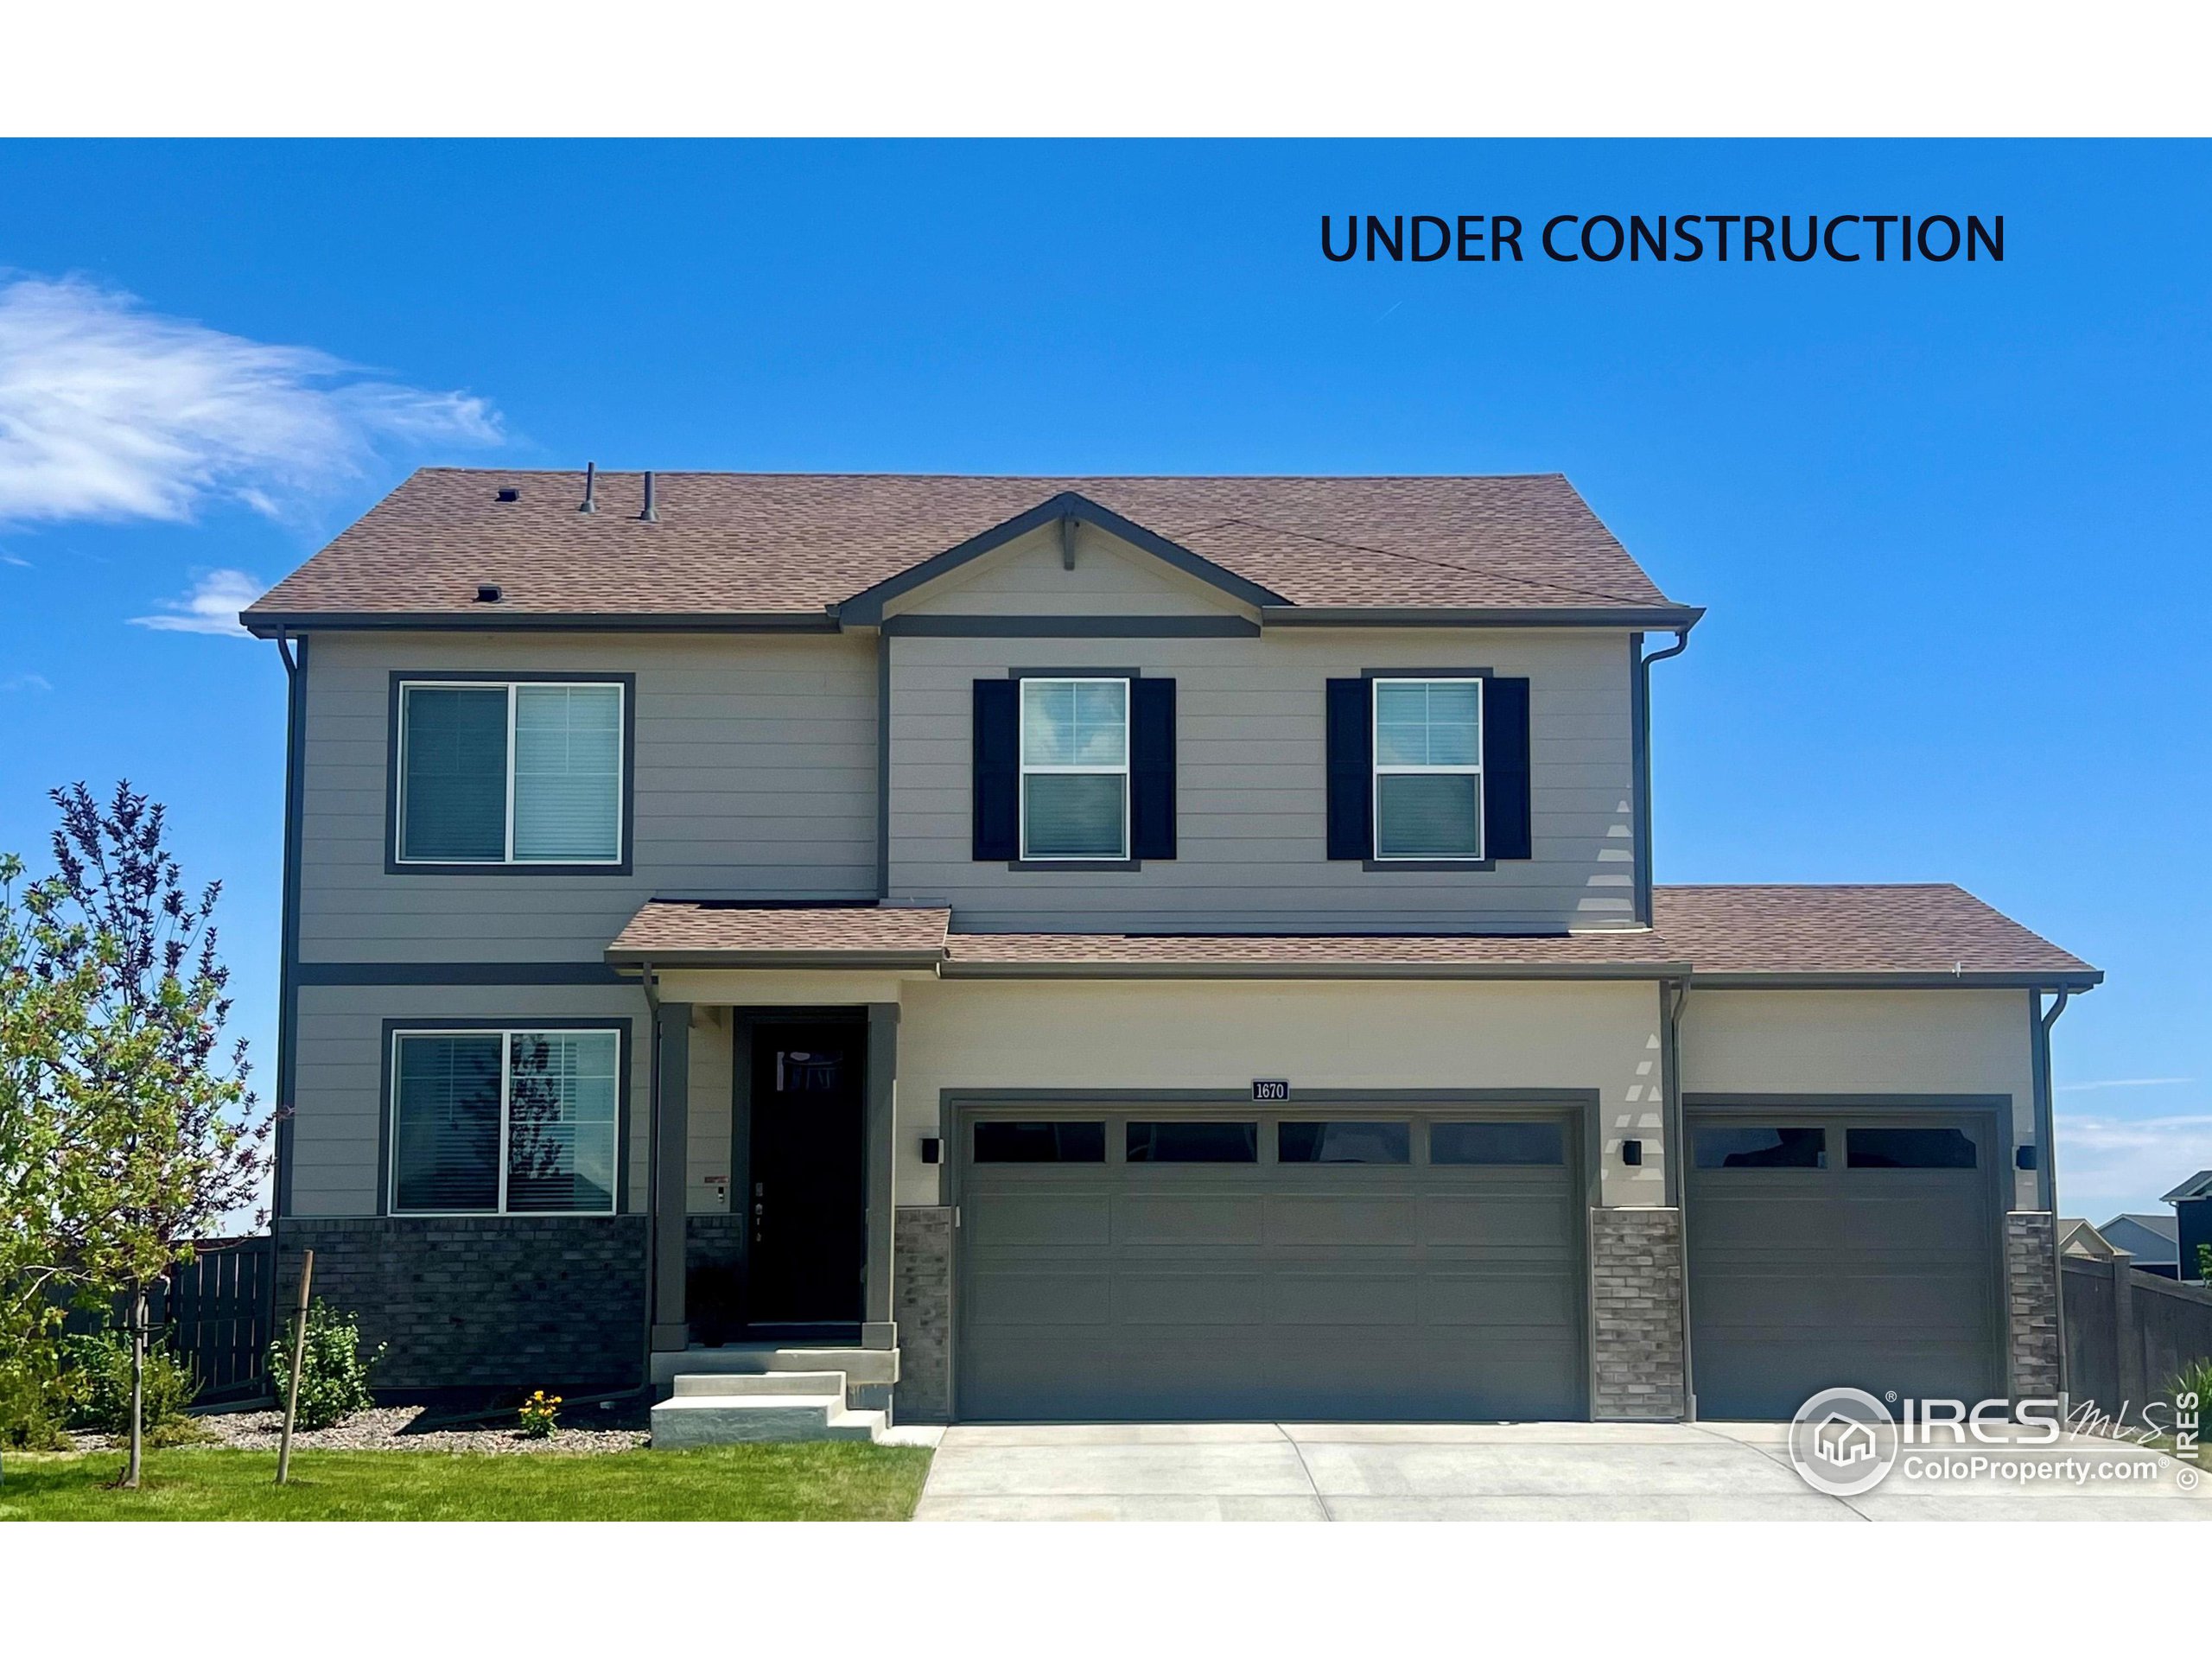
left=0, top=1443, right=932, bottom=1522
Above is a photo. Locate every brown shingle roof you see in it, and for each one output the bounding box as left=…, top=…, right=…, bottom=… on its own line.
left=1650, top=884, right=2096, bottom=982
left=607, top=902, right=950, bottom=964
left=243, top=468, right=1688, bottom=626
left=601, top=886, right=2097, bottom=986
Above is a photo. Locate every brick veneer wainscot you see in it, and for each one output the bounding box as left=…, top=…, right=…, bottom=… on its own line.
left=893, top=1206, right=953, bottom=1422
left=277, top=1216, right=650, bottom=1392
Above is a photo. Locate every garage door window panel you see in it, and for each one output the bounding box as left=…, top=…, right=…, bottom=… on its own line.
left=1847, top=1127, right=1977, bottom=1169
left=1126, top=1122, right=1258, bottom=1163
left=1693, top=1125, right=1827, bottom=1169
left=1278, top=1122, right=1410, bottom=1165
left=974, top=1121, right=1107, bottom=1163
left=1430, top=1121, right=1566, bottom=1166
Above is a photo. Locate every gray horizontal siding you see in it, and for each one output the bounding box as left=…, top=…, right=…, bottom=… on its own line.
left=885, top=629, right=1640, bottom=932
left=297, top=632, right=879, bottom=962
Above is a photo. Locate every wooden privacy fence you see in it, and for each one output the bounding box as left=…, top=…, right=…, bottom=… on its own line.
left=59, top=1235, right=277, bottom=1404
left=2063, top=1254, right=2212, bottom=1422
left=162, top=1236, right=276, bottom=1402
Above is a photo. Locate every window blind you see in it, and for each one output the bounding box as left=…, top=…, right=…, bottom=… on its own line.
left=391, top=1033, right=503, bottom=1212
left=399, top=686, right=509, bottom=861
left=512, top=684, right=622, bottom=861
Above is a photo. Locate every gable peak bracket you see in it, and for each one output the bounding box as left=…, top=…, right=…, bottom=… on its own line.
left=1058, top=512, right=1080, bottom=570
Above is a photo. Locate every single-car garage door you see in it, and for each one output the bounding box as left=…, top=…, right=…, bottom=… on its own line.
left=1687, top=1109, right=2005, bottom=1419
left=956, top=1106, right=1586, bottom=1421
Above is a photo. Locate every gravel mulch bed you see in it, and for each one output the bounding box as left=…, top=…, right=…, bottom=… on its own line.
left=75, top=1402, right=653, bottom=1456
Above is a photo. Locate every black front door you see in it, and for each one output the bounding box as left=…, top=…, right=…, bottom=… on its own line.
left=747, top=1023, right=866, bottom=1327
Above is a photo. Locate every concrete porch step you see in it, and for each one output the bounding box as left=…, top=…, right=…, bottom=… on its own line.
left=651, top=1343, right=899, bottom=1389
left=672, top=1370, right=846, bottom=1399
left=651, top=1391, right=888, bottom=1446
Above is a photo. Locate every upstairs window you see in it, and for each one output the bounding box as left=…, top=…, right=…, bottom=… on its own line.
left=396, top=679, right=626, bottom=866
left=389, top=1028, right=621, bottom=1215
left=1020, top=677, right=1129, bottom=860
left=1372, top=677, right=1484, bottom=860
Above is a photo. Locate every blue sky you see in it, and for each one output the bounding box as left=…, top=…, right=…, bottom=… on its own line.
left=0, top=140, right=2205, bottom=1220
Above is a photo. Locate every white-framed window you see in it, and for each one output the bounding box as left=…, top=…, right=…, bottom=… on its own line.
left=395, top=679, right=625, bottom=866
left=1019, top=677, right=1130, bottom=860
left=388, top=1027, right=621, bottom=1215
left=1372, top=677, right=1484, bottom=860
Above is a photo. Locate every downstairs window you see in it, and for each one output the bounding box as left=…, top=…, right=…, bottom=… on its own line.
left=389, top=1027, right=621, bottom=1215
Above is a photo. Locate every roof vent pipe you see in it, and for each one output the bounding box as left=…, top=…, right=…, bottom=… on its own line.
left=639, top=471, right=658, bottom=524
left=579, top=462, right=597, bottom=515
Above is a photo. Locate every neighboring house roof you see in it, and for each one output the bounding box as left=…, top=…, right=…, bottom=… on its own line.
left=2162, top=1170, right=2212, bottom=1203
left=605, top=883, right=2096, bottom=986
left=2098, top=1214, right=2180, bottom=1261
left=2059, top=1219, right=2118, bottom=1259
left=240, top=468, right=1700, bottom=631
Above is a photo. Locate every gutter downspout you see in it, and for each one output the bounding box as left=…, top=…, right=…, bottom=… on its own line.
left=639, top=961, right=661, bottom=1389
left=271, top=631, right=306, bottom=1230
left=2038, top=987, right=2074, bottom=1406
left=1662, top=976, right=1695, bottom=1421
left=1634, top=627, right=1694, bottom=928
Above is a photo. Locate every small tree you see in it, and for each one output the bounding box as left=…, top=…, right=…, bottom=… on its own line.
left=0, top=852, right=110, bottom=1451
left=36, top=784, right=272, bottom=1488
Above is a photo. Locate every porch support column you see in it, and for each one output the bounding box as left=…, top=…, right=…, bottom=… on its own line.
left=863, top=1002, right=899, bottom=1349
left=651, top=1001, right=692, bottom=1352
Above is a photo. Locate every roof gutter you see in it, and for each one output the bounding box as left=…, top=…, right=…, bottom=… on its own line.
left=242, top=611, right=842, bottom=639
left=937, top=959, right=1693, bottom=982
left=607, top=950, right=949, bottom=972
left=1687, top=969, right=2104, bottom=991
left=1262, top=605, right=1707, bottom=631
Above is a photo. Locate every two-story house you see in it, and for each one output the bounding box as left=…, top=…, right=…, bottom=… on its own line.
left=242, top=469, right=2099, bottom=1434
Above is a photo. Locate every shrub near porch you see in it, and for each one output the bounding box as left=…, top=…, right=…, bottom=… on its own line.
left=0, top=1443, right=932, bottom=1522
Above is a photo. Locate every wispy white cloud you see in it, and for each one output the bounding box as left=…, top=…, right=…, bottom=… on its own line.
left=2057, top=1077, right=2196, bottom=1093
left=2, top=671, right=53, bottom=693
left=2056, top=1108, right=2212, bottom=1222
left=0, top=275, right=500, bottom=528
left=130, top=568, right=264, bottom=638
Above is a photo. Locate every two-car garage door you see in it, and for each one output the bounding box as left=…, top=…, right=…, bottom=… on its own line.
left=1686, top=1109, right=2005, bottom=1419
left=956, top=1106, right=1587, bottom=1421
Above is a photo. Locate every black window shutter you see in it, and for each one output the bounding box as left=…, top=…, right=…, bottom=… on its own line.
left=971, top=679, right=1020, bottom=861
left=1130, top=677, right=1177, bottom=861
left=1484, top=677, right=1533, bottom=860
left=1325, top=677, right=1373, bottom=860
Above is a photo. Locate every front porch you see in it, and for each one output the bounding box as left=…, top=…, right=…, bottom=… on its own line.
left=644, top=996, right=917, bottom=1443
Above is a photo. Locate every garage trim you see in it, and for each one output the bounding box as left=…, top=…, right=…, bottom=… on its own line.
left=943, top=1086, right=1603, bottom=1422
left=1682, top=1092, right=2015, bottom=1414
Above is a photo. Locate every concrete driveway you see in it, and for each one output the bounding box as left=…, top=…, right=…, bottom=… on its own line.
left=909, top=1421, right=2212, bottom=1521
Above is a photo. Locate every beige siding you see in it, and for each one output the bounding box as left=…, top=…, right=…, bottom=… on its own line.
left=1678, top=988, right=2039, bottom=1210
left=887, top=627, right=1638, bottom=931
left=888, top=522, right=1252, bottom=618
left=893, top=976, right=1669, bottom=1208
left=297, top=630, right=877, bottom=963
left=290, top=982, right=653, bottom=1217
left=686, top=1009, right=734, bottom=1214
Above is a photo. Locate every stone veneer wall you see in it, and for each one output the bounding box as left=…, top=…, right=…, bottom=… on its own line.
left=1590, top=1206, right=1688, bottom=1421
left=278, top=1217, right=650, bottom=1392
left=893, top=1206, right=953, bottom=1422
left=2005, top=1211, right=2062, bottom=1398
